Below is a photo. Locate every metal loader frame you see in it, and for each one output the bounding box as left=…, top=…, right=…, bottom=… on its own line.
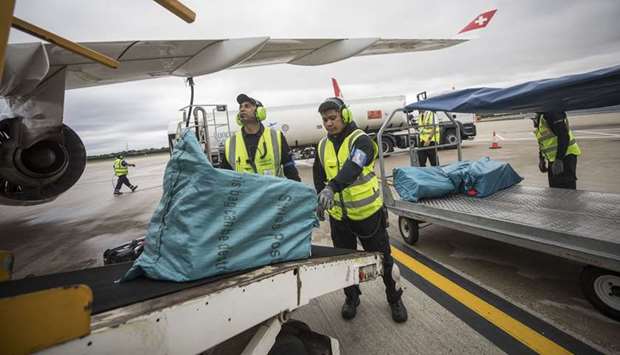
left=377, top=107, right=620, bottom=321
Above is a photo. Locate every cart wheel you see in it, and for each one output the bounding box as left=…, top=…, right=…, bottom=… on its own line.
left=580, top=266, right=620, bottom=321
left=398, top=216, right=419, bottom=245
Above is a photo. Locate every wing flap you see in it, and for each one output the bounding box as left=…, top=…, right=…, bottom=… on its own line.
left=65, top=57, right=189, bottom=89
left=358, top=38, right=466, bottom=56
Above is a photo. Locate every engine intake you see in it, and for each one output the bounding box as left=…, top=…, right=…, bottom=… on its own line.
left=0, top=120, right=86, bottom=206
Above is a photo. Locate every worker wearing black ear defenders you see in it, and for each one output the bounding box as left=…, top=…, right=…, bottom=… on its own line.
left=221, top=94, right=300, bottom=181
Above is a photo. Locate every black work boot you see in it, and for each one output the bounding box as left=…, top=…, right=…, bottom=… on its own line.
left=389, top=298, right=408, bottom=323
left=341, top=297, right=360, bottom=320
left=131, top=185, right=138, bottom=192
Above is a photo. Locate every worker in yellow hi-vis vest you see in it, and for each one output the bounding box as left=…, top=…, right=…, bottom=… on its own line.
left=313, top=97, right=407, bottom=323
left=532, top=111, right=581, bottom=189
left=113, top=154, right=138, bottom=195
left=222, top=94, right=300, bottom=181
left=417, top=109, right=440, bottom=166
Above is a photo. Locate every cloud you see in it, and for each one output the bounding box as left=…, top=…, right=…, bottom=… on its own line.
left=8, top=0, right=620, bottom=154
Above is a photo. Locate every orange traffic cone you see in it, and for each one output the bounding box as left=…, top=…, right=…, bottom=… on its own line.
left=489, top=130, right=502, bottom=149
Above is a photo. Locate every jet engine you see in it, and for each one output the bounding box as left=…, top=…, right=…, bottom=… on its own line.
left=0, top=118, right=86, bottom=206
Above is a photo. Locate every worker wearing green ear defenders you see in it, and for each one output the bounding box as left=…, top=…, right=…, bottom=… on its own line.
left=235, top=93, right=267, bottom=126
left=222, top=94, right=300, bottom=181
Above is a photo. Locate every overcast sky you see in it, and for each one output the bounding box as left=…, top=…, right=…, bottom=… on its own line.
left=8, top=0, right=620, bottom=154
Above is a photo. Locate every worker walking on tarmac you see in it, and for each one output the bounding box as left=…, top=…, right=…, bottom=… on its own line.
left=417, top=109, right=440, bottom=166
left=113, top=154, right=138, bottom=195
left=533, top=111, right=581, bottom=189
left=222, top=94, right=300, bottom=181
left=313, top=97, right=408, bottom=323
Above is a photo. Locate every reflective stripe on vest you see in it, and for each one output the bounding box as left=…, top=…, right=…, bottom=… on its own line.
left=113, top=159, right=128, bottom=176
left=419, top=112, right=440, bottom=143
left=318, top=129, right=383, bottom=221
left=225, top=127, right=283, bottom=176
left=534, top=116, right=581, bottom=162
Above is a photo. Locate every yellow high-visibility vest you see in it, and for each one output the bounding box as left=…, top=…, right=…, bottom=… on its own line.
left=534, top=116, right=581, bottom=162
left=113, top=159, right=128, bottom=176
left=419, top=111, right=440, bottom=144
left=318, top=129, right=383, bottom=221
left=225, top=127, right=283, bottom=176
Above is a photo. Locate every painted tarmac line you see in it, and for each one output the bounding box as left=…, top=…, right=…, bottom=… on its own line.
left=576, top=129, right=620, bottom=137
left=390, top=244, right=602, bottom=355
left=470, top=136, right=611, bottom=143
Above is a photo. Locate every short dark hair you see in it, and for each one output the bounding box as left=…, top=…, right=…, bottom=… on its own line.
left=318, top=97, right=345, bottom=114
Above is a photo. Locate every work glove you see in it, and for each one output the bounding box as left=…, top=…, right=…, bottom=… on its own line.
left=551, top=159, right=564, bottom=176
left=538, top=158, right=548, bottom=173
left=317, top=186, right=335, bottom=211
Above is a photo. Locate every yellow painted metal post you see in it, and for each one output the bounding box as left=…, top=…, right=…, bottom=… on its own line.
left=0, top=0, right=16, bottom=82
left=0, top=285, right=93, bottom=354
left=11, top=16, right=119, bottom=69
left=154, top=0, right=197, bottom=23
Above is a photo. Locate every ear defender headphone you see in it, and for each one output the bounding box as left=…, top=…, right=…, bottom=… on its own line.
left=236, top=102, right=267, bottom=126
left=323, top=97, right=353, bottom=124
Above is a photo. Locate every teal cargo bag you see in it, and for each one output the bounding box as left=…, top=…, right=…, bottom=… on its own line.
left=123, top=130, right=317, bottom=282
left=393, top=166, right=456, bottom=202
left=463, top=157, right=523, bottom=197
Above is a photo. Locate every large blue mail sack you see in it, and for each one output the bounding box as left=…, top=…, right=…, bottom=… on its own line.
left=393, top=166, right=456, bottom=202
left=463, top=157, right=523, bottom=197
left=122, top=130, right=317, bottom=282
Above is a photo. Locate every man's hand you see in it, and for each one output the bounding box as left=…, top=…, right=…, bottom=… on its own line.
left=316, top=207, right=326, bottom=221
left=538, top=158, right=548, bottom=173
left=318, top=186, right=335, bottom=211
left=551, top=159, right=564, bottom=176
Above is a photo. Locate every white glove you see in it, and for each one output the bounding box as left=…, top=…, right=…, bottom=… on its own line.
left=551, top=159, right=564, bottom=176
left=318, top=186, right=335, bottom=211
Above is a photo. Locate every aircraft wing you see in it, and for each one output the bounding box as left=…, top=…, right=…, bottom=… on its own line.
left=8, top=37, right=466, bottom=91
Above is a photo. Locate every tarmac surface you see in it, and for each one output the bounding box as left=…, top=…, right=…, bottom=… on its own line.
left=1, top=112, right=619, bottom=354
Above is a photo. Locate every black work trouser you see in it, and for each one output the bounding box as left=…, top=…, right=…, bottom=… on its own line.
left=114, top=175, right=133, bottom=191
left=329, top=208, right=402, bottom=304
left=418, top=142, right=438, bottom=167
left=548, top=154, right=577, bottom=190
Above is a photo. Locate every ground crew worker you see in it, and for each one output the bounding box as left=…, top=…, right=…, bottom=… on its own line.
left=417, top=109, right=440, bottom=166
left=533, top=111, right=581, bottom=189
left=222, top=94, right=300, bottom=181
left=313, top=97, right=408, bottom=323
left=113, top=155, right=138, bottom=195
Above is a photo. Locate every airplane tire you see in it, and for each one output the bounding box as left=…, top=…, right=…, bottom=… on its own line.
left=580, top=265, right=620, bottom=321
left=399, top=216, right=419, bottom=245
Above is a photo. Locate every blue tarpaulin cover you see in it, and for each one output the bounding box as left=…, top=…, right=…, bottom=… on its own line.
left=394, top=158, right=522, bottom=202
left=404, top=64, right=620, bottom=114
left=122, top=130, right=317, bottom=282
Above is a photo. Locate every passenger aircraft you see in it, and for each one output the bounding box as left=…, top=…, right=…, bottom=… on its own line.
left=0, top=10, right=496, bottom=206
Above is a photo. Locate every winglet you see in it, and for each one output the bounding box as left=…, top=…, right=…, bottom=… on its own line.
left=331, top=77, right=343, bottom=98
left=458, top=9, right=497, bottom=34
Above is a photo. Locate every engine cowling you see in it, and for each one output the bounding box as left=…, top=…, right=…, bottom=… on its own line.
left=0, top=119, right=86, bottom=206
